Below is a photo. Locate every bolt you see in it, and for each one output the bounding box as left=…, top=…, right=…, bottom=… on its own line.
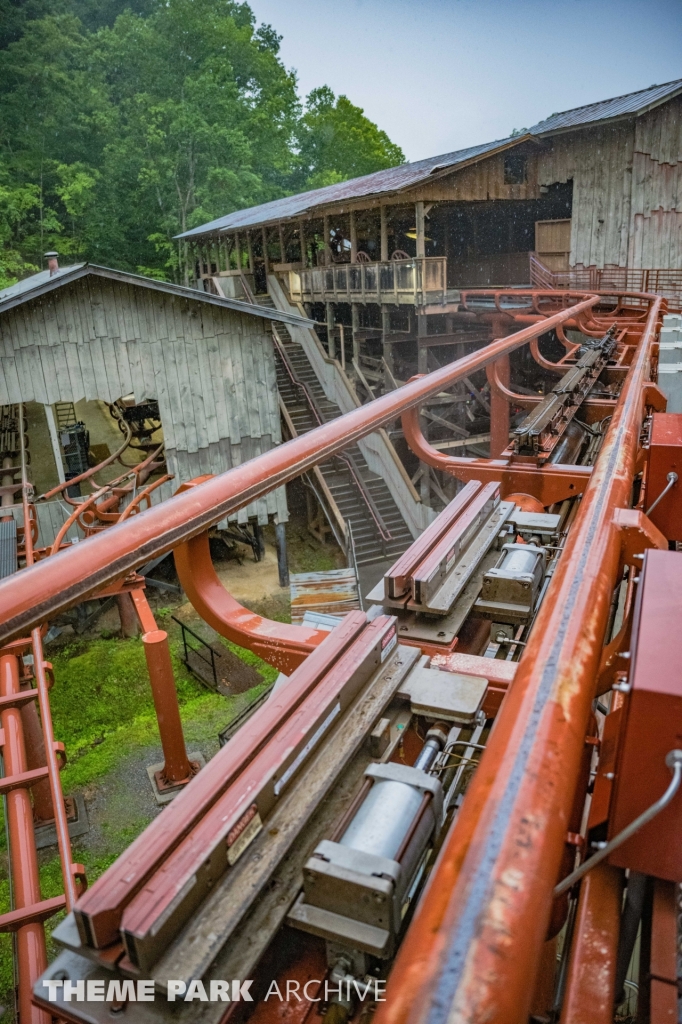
left=612, top=680, right=631, bottom=694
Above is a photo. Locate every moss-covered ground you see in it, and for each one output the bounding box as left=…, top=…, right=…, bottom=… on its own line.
left=0, top=519, right=341, bottom=1020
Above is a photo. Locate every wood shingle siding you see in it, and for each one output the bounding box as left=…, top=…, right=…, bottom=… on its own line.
left=0, top=276, right=287, bottom=532
left=537, top=95, right=682, bottom=272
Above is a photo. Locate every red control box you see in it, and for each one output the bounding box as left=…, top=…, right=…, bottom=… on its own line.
left=609, top=549, right=682, bottom=880
left=647, top=413, right=682, bottom=541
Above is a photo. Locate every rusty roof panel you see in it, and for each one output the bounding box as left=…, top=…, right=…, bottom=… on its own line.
left=180, top=79, right=682, bottom=242
left=530, top=78, right=682, bottom=136
left=177, top=136, right=521, bottom=239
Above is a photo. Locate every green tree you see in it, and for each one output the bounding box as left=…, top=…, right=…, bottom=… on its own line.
left=0, top=0, right=405, bottom=282
left=91, top=0, right=299, bottom=271
left=296, top=86, right=404, bottom=190
left=0, top=14, right=112, bottom=272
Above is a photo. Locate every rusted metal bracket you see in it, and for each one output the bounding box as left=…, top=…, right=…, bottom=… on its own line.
left=0, top=895, right=67, bottom=933
left=643, top=381, right=667, bottom=411
left=613, top=507, right=667, bottom=566
left=595, top=511, right=666, bottom=695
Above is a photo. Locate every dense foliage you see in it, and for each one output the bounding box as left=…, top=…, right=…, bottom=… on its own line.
left=0, top=0, right=404, bottom=285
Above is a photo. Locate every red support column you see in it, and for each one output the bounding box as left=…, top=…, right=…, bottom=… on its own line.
left=117, top=592, right=140, bottom=638
left=490, top=353, right=510, bottom=457
left=559, top=864, right=624, bottom=1023
left=19, top=700, right=54, bottom=822
left=141, top=629, right=195, bottom=787
left=0, top=652, right=50, bottom=1024
left=489, top=315, right=511, bottom=458
left=649, top=879, right=678, bottom=1022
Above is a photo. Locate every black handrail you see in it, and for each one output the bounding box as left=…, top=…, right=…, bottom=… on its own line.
left=172, top=616, right=218, bottom=690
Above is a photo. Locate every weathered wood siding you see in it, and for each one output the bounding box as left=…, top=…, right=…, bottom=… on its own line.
left=0, top=277, right=287, bottom=527
left=537, top=96, right=682, bottom=271
left=401, top=148, right=541, bottom=203
left=629, top=97, right=682, bottom=269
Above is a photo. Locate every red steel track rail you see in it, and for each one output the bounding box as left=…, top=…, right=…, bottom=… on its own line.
left=374, top=295, right=664, bottom=1024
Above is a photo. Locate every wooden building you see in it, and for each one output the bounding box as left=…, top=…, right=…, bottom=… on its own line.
left=0, top=263, right=309, bottom=542
left=176, top=79, right=682, bottom=514
left=181, top=77, right=682, bottom=302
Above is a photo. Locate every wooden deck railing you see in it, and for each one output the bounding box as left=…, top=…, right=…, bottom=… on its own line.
left=288, top=256, right=447, bottom=306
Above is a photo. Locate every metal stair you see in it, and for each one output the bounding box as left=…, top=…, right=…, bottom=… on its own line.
left=261, top=299, right=413, bottom=565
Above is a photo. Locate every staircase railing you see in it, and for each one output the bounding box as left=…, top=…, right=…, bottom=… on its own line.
left=268, top=273, right=429, bottom=537
left=271, top=326, right=393, bottom=543
left=278, top=395, right=348, bottom=555
left=529, top=253, right=557, bottom=290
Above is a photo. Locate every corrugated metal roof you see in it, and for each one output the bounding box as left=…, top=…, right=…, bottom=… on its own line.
left=0, top=519, right=17, bottom=579
left=0, top=263, right=313, bottom=328
left=530, top=78, right=682, bottom=136
left=179, top=78, right=682, bottom=243
left=0, top=265, right=85, bottom=304
left=177, top=135, right=525, bottom=239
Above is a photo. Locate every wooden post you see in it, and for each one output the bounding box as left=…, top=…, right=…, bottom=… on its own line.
left=350, top=211, right=357, bottom=263
left=275, top=522, right=289, bottom=588
left=339, top=324, right=346, bottom=372
left=246, top=231, right=254, bottom=274
left=417, top=311, right=428, bottom=373
left=415, top=201, right=426, bottom=259
left=279, top=224, right=286, bottom=264
left=326, top=302, right=336, bottom=359
left=418, top=309, right=430, bottom=505
left=262, top=227, right=269, bottom=276
left=235, top=232, right=241, bottom=270
left=351, top=304, right=360, bottom=364
left=44, top=405, right=66, bottom=485
left=323, top=214, right=330, bottom=266
left=382, top=305, right=392, bottom=377
left=380, top=206, right=389, bottom=262
left=299, top=220, right=306, bottom=266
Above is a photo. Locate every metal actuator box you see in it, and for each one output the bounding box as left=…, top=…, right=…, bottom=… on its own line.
left=474, top=542, right=546, bottom=624
left=288, top=761, right=443, bottom=957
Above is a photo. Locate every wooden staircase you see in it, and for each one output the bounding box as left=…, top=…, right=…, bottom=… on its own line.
left=263, top=301, right=413, bottom=566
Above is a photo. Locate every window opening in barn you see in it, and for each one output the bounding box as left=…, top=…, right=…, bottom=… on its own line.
left=504, top=154, right=527, bottom=184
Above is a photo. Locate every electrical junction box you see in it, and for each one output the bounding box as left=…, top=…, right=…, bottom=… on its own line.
left=646, top=413, right=682, bottom=541
left=608, top=549, right=682, bottom=881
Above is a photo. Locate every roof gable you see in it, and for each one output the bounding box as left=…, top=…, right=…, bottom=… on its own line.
left=530, top=78, right=682, bottom=136
left=177, top=135, right=532, bottom=239
left=0, top=263, right=312, bottom=329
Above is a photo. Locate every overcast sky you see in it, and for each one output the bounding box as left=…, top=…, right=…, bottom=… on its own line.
left=248, top=0, right=682, bottom=162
